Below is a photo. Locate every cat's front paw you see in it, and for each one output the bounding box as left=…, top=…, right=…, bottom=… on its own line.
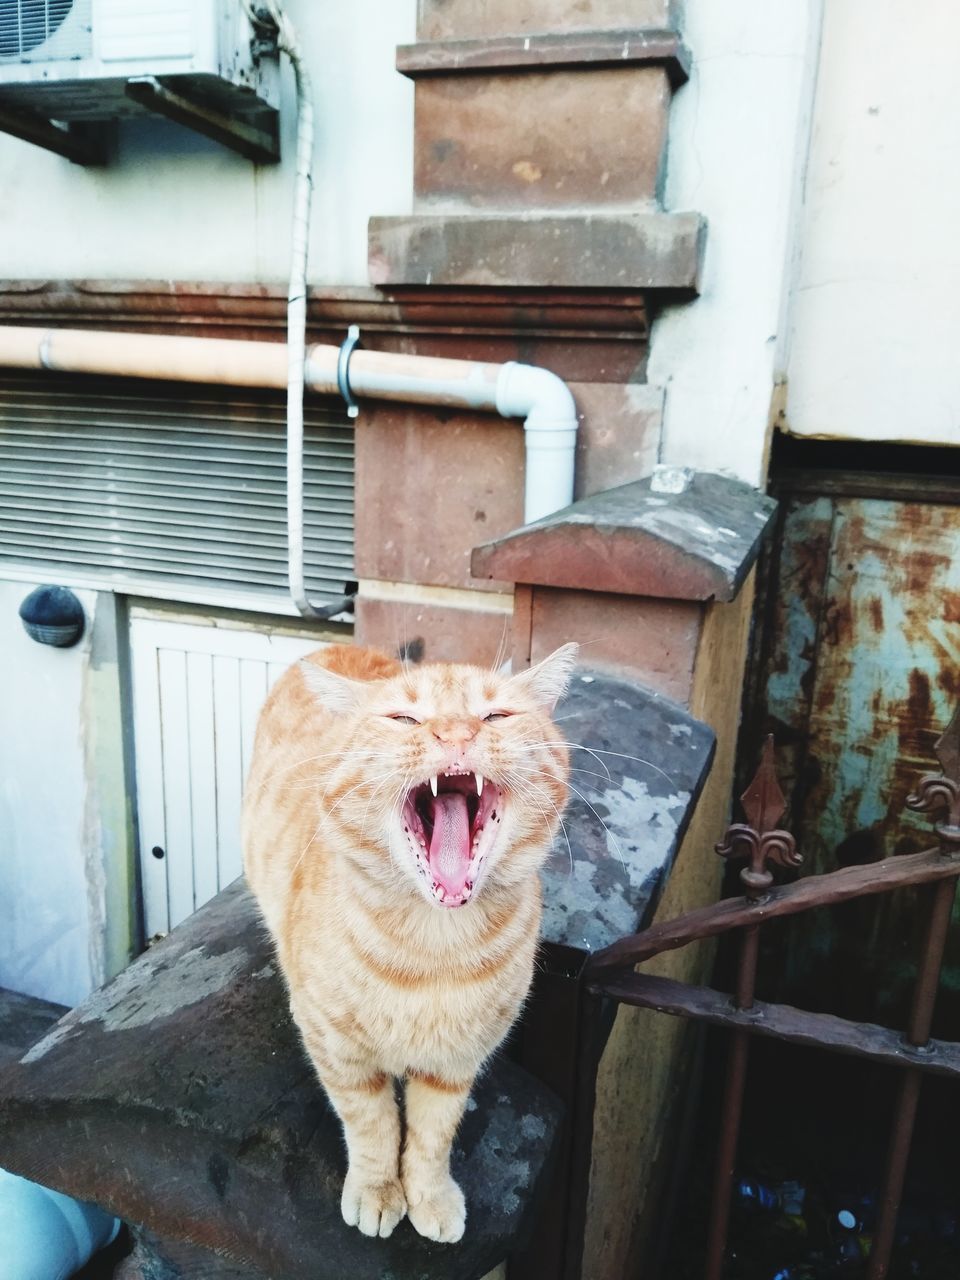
left=341, top=1173, right=407, bottom=1238
left=404, top=1174, right=466, bottom=1243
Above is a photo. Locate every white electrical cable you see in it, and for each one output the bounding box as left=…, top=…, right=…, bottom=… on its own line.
left=225, top=7, right=579, bottom=601
left=245, top=1, right=325, bottom=618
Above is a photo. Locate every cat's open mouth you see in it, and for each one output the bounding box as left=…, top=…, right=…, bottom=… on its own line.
left=401, top=768, right=502, bottom=908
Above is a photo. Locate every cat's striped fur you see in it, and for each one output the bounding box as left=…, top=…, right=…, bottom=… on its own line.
left=242, top=643, right=574, bottom=1242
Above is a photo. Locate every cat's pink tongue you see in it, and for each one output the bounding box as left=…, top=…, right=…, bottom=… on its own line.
left=428, top=792, right=472, bottom=897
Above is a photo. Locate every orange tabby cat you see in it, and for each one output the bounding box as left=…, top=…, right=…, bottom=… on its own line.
left=242, top=642, right=574, bottom=1243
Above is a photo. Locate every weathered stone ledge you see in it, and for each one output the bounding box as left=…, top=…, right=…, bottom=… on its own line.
left=369, top=213, right=706, bottom=293
left=542, top=670, right=715, bottom=957
left=397, top=28, right=690, bottom=86
left=0, top=882, right=562, bottom=1280
left=472, top=472, right=777, bottom=602
left=0, top=279, right=649, bottom=340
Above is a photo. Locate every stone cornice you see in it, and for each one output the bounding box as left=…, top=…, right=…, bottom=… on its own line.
left=0, top=280, right=648, bottom=342
left=397, top=28, right=690, bottom=86
left=369, top=213, right=705, bottom=293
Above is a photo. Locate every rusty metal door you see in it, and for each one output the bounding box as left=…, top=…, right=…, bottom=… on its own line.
left=748, top=481, right=960, bottom=1020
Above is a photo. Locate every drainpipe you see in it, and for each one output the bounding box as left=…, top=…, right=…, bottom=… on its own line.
left=0, top=326, right=579, bottom=606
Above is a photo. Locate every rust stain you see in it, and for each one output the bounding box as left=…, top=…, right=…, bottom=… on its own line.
left=821, top=598, right=852, bottom=649
left=897, top=669, right=936, bottom=766
left=868, top=597, right=884, bottom=633
left=814, top=678, right=837, bottom=716
left=788, top=525, right=831, bottom=599
left=903, top=547, right=952, bottom=595
left=943, top=595, right=960, bottom=624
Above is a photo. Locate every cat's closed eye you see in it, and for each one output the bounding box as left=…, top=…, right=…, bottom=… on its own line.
left=484, top=711, right=511, bottom=722
left=388, top=713, right=420, bottom=725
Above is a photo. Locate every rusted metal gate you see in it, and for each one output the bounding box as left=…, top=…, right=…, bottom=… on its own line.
left=745, top=474, right=960, bottom=1026
left=584, top=712, right=960, bottom=1279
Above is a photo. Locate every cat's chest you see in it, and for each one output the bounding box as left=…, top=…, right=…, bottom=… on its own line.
left=347, top=931, right=534, bottom=1072
left=359, top=973, right=518, bottom=1075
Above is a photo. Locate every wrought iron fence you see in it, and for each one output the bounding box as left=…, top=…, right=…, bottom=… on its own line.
left=584, top=711, right=960, bottom=1280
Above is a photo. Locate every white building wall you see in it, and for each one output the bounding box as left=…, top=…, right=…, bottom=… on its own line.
left=0, top=0, right=415, bottom=1007
left=0, top=0, right=416, bottom=286
left=785, top=0, right=960, bottom=446
left=0, top=582, right=96, bottom=1006
left=648, top=0, right=824, bottom=485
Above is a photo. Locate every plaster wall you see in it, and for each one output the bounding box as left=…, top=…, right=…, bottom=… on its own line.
left=0, top=581, right=96, bottom=1006
left=0, top=0, right=415, bottom=286
left=649, top=0, right=823, bottom=485
left=785, top=0, right=960, bottom=446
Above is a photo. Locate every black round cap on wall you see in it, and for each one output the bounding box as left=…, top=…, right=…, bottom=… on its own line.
left=18, top=586, right=86, bottom=648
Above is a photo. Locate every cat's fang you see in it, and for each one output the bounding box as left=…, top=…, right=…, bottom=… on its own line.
left=430, top=775, right=438, bottom=797
left=475, top=773, right=484, bottom=795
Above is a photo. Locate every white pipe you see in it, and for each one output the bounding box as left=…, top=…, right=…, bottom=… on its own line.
left=305, top=347, right=579, bottom=522
left=0, top=326, right=579, bottom=554
left=497, top=362, right=579, bottom=524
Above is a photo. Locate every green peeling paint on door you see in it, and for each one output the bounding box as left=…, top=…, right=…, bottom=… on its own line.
left=747, top=487, right=960, bottom=1026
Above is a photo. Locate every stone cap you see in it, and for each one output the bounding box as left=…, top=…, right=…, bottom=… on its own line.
left=472, top=470, right=777, bottom=602
left=0, top=882, right=561, bottom=1280
left=544, top=670, right=715, bottom=959
left=369, top=212, right=705, bottom=293
left=396, top=29, right=691, bottom=87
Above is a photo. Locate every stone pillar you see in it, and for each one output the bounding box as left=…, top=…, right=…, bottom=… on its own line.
left=359, top=0, right=704, bottom=665
left=472, top=470, right=776, bottom=1279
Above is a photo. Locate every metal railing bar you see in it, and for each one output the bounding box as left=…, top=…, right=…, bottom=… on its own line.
left=584, top=845, right=960, bottom=981
left=866, top=874, right=960, bottom=1279
left=704, top=923, right=760, bottom=1280
left=596, top=971, right=960, bottom=1080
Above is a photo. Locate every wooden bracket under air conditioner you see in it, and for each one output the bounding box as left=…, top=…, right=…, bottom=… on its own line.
left=125, top=77, right=280, bottom=164
left=0, top=100, right=109, bottom=165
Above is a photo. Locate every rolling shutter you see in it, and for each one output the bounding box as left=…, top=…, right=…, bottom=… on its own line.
left=0, top=371, right=354, bottom=609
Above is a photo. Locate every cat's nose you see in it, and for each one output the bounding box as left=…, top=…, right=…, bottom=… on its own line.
left=431, top=718, right=479, bottom=750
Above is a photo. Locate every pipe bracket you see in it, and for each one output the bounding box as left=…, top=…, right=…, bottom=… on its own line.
left=336, top=324, right=362, bottom=419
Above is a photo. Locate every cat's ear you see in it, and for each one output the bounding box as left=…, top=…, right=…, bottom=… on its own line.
left=299, top=660, right=364, bottom=713
left=508, top=642, right=578, bottom=711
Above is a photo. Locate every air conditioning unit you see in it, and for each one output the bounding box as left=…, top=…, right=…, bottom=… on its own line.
left=0, top=0, right=281, bottom=163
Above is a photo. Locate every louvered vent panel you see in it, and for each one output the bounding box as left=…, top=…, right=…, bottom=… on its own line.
left=0, top=0, right=92, bottom=61
left=0, top=373, right=354, bottom=606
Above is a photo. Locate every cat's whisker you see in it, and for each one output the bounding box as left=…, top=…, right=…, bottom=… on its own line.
left=324, top=769, right=398, bottom=822
left=510, top=732, right=611, bottom=782
left=508, top=776, right=574, bottom=875
left=260, top=746, right=400, bottom=790
left=290, top=766, right=402, bottom=887
left=565, top=765, right=623, bottom=785
left=358, top=775, right=407, bottom=848
left=564, top=780, right=626, bottom=872
left=536, top=741, right=678, bottom=787
left=521, top=765, right=627, bottom=874
left=491, top=617, right=510, bottom=676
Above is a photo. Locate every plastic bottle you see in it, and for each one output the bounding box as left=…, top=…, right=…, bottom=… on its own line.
left=827, top=1206, right=874, bottom=1268
left=736, top=1177, right=783, bottom=1213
